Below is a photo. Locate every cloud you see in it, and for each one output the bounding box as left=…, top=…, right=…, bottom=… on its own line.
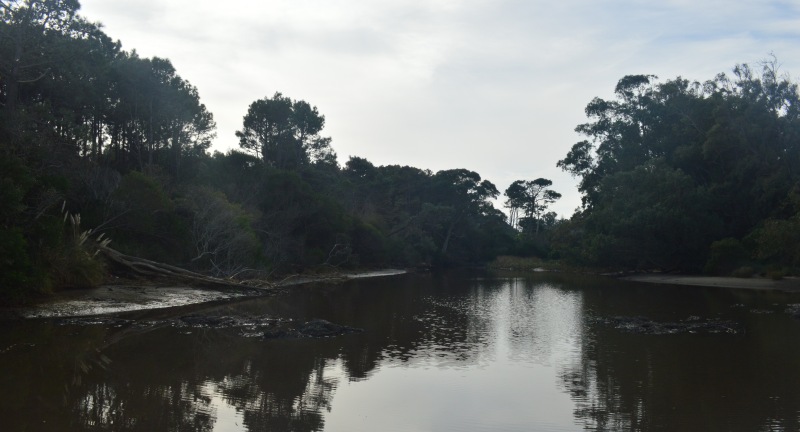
left=79, top=0, right=800, bottom=217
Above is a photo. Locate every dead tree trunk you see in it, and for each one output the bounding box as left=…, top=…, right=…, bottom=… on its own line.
left=99, top=245, right=273, bottom=290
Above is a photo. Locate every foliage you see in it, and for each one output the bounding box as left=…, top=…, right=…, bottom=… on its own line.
left=504, top=178, right=561, bottom=233
left=0, top=0, right=525, bottom=302
left=557, top=58, right=800, bottom=272
left=44, top=211, right=107, bottom=289
left=236, top=93, right=336, bottom=169
left=185, top=186, right=260, bottom=276
left=704, top=238, right=750, bottom=276
left=106, top=171, right=190, bottom=264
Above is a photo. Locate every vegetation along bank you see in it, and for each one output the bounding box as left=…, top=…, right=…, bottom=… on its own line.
left=3, top=1, right=800, bottom=305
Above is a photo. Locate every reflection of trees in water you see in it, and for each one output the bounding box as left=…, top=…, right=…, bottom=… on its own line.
left=374, top=272, right=498, bottom=367
left=65, top=329, right=345, bottom=432
left=0, top=318, right=344, bottom=432
left=555, top=282, right=800, bottom=431
left=77, top=381, right=215, bottom=432
left=222, top=358, right=337, bottom=431
left=9, top=272, right=800, bottom=431
left=12, top=274, right=439, bottom=431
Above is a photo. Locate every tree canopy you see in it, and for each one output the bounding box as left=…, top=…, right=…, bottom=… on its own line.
left=0, top=0, right=521, bottom=304
left=236, top=93, right=336, bottom=169
left=555, top=58, right=800, bottom=273
left=6, top=0, right=800, bottom=304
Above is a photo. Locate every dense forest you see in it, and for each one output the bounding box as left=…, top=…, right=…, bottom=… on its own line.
left=0, top=0, right=529, bottom=303
left=554, top=61, right=800, bottom=276
left=2, top=0, right=799, bottom=304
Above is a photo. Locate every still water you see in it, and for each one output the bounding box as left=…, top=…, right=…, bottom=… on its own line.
left=2, top=271, right=800, bottom=431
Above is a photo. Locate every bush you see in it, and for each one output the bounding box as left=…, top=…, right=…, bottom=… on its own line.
left=0, top=228, right=37, bottom=304
left=186, top=186, right=260, bottom=276
left=732, top=266, right=755, bottom=278
left=109, top=171, right=190, bottom=263
left=766, top=268, right=787, bottom=280
left=705, top=238, right=749, bottom=275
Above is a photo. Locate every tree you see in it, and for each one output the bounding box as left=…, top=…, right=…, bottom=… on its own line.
left=503, top=180, right=526, bottom=229
left=236, top=93, right=336, bottom=169
left=432, top=169, right=499, bottom=255
left=556, top=58, right=800, bottom=271
left=106, top=53, right=216, bottom=173
left=504, top=178, right=561, bottom=234
left=187, top=186, right=259, bottom=276
left=0, top=0, right=82, bottom=112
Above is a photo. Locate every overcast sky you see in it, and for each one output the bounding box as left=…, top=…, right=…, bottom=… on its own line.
left=79, top=0, right=800, bottom=216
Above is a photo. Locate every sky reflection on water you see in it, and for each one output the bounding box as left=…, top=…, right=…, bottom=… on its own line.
left=324, top=278, right=582, bottom=432
left=2, top=271, right=800, bottom=431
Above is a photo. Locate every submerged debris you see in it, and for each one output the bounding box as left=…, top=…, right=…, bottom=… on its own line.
left=262, top=319, right=363, bottom=339
left=55, top=314, right=363, bottom=339
left=595, top=316, right=741, bottom=335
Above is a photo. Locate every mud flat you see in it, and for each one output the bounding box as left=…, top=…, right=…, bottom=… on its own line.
left=3, top=269, right=407, bottom=319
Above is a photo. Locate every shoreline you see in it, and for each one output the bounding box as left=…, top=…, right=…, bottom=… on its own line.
left=2, top=269, right=407, bottom=320
left=7, top=270, right=800, bottom=320
left=619, top=273, right=800, bottom=292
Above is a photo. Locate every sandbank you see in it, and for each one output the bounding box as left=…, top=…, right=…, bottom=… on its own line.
left=621, top=274, right=800, bottom=292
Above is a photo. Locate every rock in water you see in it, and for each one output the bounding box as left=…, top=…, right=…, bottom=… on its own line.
left=261, top=319, right=363, bottom=339
left=297, top=319, right=362, bottom=337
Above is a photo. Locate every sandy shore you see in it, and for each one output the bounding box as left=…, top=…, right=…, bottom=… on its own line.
left=3, top=269, right=407, bottom=319
left=621, top=274, right=800, bottom=292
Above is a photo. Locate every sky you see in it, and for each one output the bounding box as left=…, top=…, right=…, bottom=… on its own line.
left=78, top=0, right=800, bottom=217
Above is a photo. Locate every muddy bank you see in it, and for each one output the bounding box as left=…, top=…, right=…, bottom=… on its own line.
left=620, top=274, right=800, bottom=292
left=3, top=269, right=407, bottom=319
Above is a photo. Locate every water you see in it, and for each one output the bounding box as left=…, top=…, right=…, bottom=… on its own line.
left=2, top=271, right=800, bottom=431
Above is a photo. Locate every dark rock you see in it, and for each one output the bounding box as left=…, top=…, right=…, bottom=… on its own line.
left=262, top=327, right=303, bottom=339
left=261, top=319, right=362, bottom=339
left=179, top=315, right=241, bottom=328
left=297, top=319, right=362, bottom=337
left=597, top=315, right=741, bottom=335
left=53, top=313, right=362, bottom=340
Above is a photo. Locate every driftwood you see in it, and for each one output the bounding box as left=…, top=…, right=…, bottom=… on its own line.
left=98, top=245, right=274, bottom=291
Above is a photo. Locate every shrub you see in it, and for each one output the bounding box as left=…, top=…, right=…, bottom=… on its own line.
left=732, top=266, right=755, bottom=278
left=705, top=238, right=749, bottom=275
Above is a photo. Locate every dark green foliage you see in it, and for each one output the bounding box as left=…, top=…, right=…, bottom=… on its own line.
left=184, top=186, right=260, bottom=276
left=236, top=93, right=336, bottom=169
left=0, top=0, right=519, bottom=303
left=0, top=150, right=107, bottom=303
left=750, top=217, right=800, bottom=271
left=107, top=171, right=190, bottom=264
left=705, top=238, right=750, bottom=276
left=557, top=59, right=800, bottom=272
left=348, top=221, right=387, bottom=267
left=503, top=177, right=563, bottom=259
left=0, top=227, right=36, bottom=303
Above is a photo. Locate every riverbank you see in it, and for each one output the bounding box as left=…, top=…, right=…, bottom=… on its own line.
left=1, top=269, right=407, bottom=319
left=620, top=273, right=800, bottom=292
left=489, top=256, right=800, bottom=292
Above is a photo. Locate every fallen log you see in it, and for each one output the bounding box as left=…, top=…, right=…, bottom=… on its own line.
left=98, top=245, right=274, bottom=291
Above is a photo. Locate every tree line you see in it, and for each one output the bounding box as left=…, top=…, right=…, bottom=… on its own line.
left=5, top=0, right=795, bottom=304
left=554, top=57, right=800, bottom=276
left=1, top=0, right=561, bottom=303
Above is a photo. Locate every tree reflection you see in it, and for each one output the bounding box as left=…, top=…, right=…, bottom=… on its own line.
left=556, top=281, right=800, bottom=431
left=3, top=273, right=800, bottom=431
